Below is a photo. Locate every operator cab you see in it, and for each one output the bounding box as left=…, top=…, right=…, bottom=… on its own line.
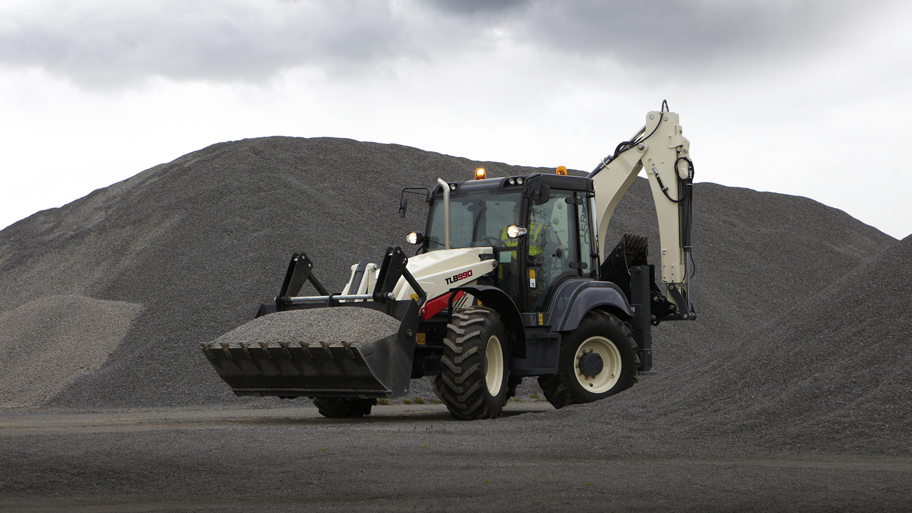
left=419, top=173, right=598, bottom=313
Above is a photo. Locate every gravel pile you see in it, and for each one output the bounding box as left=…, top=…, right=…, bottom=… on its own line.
left=533, top=235, right=912, bottom=455
left=0, top=295, right=142, bottom=407
left=0, top=136, right=898, bottom=417
left=207, top=308, right=401, bottom=347
left=0, top=137, right=560, bottom=408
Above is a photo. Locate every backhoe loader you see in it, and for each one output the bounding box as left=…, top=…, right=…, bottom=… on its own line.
left=201, top=101, right=697, bottom=419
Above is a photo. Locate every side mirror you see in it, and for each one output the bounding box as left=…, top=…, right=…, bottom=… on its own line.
left=398, top=187, right=431, bottom=219
left=534, top=184, right=551, bottom=205
left=398, top=197, right=408, bottom=218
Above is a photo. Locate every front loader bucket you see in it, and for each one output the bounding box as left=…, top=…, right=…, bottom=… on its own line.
left=201, top=302, right=419, bottom=399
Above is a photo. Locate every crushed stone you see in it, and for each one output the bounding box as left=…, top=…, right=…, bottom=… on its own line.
left=0, top=295, right=143, bottom=407
left=208, top=307, right=401, bottom=347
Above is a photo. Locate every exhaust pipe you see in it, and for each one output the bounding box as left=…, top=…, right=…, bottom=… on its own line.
left=437, top=178, right=451, bottom=250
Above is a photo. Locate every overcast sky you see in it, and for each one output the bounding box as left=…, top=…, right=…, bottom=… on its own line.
left=2, top=0, right=910, bottom=238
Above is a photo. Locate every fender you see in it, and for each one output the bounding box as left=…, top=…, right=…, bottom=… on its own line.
left=546, top=279, right=633, bottom=332
left=453, top=285, right=527, bottom=359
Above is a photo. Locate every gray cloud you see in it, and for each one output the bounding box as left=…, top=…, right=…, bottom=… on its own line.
left=0, top=0, right=891, bottom=90
left=505, top=0, right=879, bottom=78
left=0, top=1, right=414, bottom=88
left=426, top=0, right=531, bottom=16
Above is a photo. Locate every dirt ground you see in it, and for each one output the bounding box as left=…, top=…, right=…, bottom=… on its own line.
left=2, top=404, right=910, bottom=512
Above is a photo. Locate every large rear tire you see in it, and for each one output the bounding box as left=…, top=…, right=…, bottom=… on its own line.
left=313, top=397, right=377, bottom=418
left=538, top=310, right=639, bottom=409
left=438, top=307, right=510, bottom=420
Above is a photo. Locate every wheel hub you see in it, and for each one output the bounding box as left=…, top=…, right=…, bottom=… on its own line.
left=577, top=349, right=604, bottom=378
left=573, top=336, right=622, bottom=393
left=485, top=335, right=504, bottom=396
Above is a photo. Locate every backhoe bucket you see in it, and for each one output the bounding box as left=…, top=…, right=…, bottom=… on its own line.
left=201, top=302, right=419, bottom=399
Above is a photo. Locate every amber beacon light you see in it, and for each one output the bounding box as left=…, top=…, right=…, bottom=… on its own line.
left=474, top=167, right=487, bottom=180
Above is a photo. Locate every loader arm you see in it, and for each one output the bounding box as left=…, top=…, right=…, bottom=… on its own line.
left=589, top=107, right=695, bottom=319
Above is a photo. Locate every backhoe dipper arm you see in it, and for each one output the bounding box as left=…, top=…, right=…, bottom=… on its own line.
left=588, top=107, right=696, bottom=319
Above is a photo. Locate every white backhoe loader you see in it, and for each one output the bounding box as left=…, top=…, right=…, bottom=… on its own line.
left=202, top=101, right=697, bottom=419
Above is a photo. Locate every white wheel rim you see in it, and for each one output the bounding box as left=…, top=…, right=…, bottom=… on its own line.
left=485, top=335, right=504, bottom=396
left=574, top=336, right=622, bottom=393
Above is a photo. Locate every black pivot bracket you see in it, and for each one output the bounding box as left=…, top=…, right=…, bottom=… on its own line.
left=275, top=252, right=330, bottom=310
left=372, top=247, right=427, bottom=309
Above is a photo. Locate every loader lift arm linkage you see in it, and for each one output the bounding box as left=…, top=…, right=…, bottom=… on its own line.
left=259, top=247, right=427, bottom=317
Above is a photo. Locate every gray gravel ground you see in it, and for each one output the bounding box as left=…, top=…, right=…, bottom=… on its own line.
left=1, top=406, right=910, bottom=512
left=0, top=137, right=908, bottom=510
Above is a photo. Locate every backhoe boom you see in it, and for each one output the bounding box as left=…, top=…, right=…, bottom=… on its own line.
left=589, top=107, right=695, bottom=319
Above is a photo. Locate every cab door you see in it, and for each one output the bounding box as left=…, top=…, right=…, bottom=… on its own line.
left=526, top=189, right=580, bottom=310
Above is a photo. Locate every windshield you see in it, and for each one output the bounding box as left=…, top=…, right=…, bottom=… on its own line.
left=426, top=190, right=522, bottom=250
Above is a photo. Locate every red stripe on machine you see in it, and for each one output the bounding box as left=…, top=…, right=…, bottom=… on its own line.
left=420, top=290, right=466, bottom=320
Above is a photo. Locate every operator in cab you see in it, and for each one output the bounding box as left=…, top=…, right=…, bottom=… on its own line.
left=500, top=202, right=567, bottom=308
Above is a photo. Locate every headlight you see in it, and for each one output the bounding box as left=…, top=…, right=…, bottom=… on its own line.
left=506, top=225, right=528, bottom=239
left=407, top=232, right=424, bottom=245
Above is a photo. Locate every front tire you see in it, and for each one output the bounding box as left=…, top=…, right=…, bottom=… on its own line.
left=538, top=310, right=639, bottom=409
left=438, top=307, right=510, bottom=420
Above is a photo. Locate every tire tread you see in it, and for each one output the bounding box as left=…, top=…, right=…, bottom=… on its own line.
left=439, top=307, right=508, bottom=420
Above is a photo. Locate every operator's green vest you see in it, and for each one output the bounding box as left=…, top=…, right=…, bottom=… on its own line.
left=501, top=223, right=544, bottom=256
